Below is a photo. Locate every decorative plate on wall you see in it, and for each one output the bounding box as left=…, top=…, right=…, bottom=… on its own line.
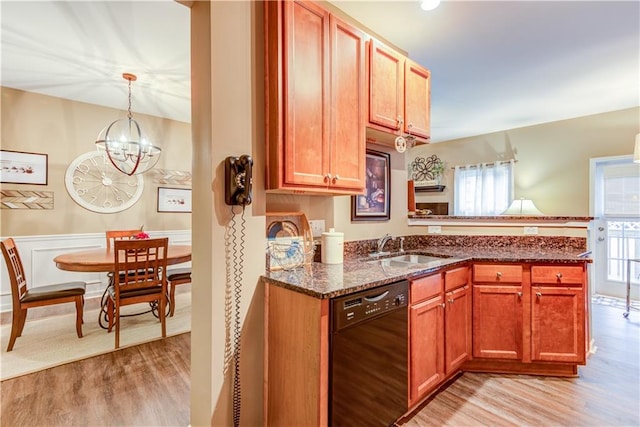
left=65, top=151, right=144, bottom=213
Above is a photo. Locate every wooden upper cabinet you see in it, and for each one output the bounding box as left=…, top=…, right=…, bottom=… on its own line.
left=368, top=39, right=404, bottom=132
left=404, top=58, right=431, bottom=139
left=283, top=0, right=330, bottom=188
left=329, top=15, right=366, bottom=191
left=265, top=0, right=365, bottom=194
left=367, top=39, right=431, bottom=145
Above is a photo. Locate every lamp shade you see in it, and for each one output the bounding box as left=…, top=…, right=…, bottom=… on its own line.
left=634, top=133, right=640, bottom=164
left=501, top=198, right=544, bottom=215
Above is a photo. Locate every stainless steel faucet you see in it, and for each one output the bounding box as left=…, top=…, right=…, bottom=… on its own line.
left=377, top=233, right=393, bottom=253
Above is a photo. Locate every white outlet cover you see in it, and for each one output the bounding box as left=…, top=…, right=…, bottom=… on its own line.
left=309, top=219, right=325, bottom=237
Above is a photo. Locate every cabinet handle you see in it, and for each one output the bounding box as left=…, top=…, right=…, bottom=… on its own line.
left=496, top=271, right=502, bottom=279
left=556, top=272, right=563, bottom=279
left=536, top=291, right=542, bottom=298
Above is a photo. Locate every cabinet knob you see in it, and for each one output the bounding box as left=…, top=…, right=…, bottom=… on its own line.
left=536, top=291, right=542, bottom=298
left=333, top=175, right=340, bottom=183
left=448, top=298, right=454, bottom=304
left=556, top=272, right=563, bottom=279
left=496, top=272, right=502, bottom=279
left=397, top=116, right=404, bottom=130
left=440, top=303, right=446, bottom=308
left=324, top=174, right=332, bottom=183
left=517, top=291, right=523, bottom=298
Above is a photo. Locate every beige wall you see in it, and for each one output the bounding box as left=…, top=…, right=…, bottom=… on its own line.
left=0, top=87, right=192, bottom=236
left=410, top=107, right=640, bottom=217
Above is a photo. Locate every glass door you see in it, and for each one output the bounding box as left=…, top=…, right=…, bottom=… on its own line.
left=591, top=157, right=640, bottom=300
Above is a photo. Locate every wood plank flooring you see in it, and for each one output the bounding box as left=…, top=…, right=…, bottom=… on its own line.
left=401, top=302, right=640, bottom=426
left=1, top=301, right=638, bottom=426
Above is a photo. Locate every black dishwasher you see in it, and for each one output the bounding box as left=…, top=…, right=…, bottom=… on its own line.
left=330, top=280, right=409, bottom=427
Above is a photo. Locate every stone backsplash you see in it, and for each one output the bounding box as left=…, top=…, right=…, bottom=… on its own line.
left=317, top=235, right=589, bottom=261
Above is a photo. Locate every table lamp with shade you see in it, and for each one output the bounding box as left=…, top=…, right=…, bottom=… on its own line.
left=501, top=198, right=545, bottom=216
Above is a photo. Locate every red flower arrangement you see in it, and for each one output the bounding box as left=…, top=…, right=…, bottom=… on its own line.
left=134, top=231, right=150, bottom=240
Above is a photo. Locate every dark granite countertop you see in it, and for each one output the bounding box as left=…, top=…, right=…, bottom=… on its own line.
left=262, top=247, right=592, bottom=299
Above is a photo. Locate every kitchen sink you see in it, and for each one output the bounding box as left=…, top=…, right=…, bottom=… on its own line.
left=387, top=254, right=445, bottom=264
left=367, top=253, right=449, bottom=267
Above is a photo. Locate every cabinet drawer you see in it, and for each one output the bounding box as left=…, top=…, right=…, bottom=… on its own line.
left=411, top=274, right=442, bottom=304
left=531, top=265, right=584, bottom=286
left=445, top=266, right=469, bottom=291
left=473, top=264, right=522, bottom=284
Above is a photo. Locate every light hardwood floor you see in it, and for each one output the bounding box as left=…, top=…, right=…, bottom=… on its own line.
left=1, top=301, right=638, bottom=426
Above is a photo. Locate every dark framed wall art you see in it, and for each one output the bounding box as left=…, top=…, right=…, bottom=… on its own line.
left=351, top=149, right=391, bottom=221
left=0, top=150, right=48, bottom=185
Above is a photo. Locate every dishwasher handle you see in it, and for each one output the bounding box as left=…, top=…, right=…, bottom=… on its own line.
left=365, top=290, right=389, bottom=302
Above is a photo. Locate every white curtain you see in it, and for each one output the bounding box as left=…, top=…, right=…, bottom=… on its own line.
left=454, top=160, right=514, bottom=216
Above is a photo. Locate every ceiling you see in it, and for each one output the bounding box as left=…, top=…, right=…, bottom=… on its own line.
left=2, top=1, right=638, bottom=143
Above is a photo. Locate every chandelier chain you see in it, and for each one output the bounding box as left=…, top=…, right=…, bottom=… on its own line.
left=127, top=78, right=133, bottom=120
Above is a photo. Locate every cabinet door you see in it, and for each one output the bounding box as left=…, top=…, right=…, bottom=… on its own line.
left=404, top=58, right=430, bottom=139
left=329, top=15, right=366, bottom=191
left=445, top=285, right=472, bottom=373
left=410, top=295, right=444, bottom=406
left=368, top=39, right=404, bottom=131
left=473, top=285, right=523, bottom=360
left=283, top=0, right=330, bottom=187
left=531, top=287, right=585, bottom=364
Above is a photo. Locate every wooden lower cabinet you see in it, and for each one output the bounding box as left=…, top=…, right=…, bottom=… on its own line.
left=472, top=284, right=524, bottom=360
left=409, top=266, right=472, bottom=408
left=469, top=262, right=588, bottom=374
left=531, top=286, right=585, bottom=364
left=445, top=285, right=472, bottom=373
left=410, top=294, right=444, bottom=406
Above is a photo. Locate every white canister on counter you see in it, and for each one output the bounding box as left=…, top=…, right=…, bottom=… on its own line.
left=321, top=228, right=344, bottom=264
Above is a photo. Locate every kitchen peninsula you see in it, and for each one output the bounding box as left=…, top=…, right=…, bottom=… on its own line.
left=263, top=236, right=592, bottom=426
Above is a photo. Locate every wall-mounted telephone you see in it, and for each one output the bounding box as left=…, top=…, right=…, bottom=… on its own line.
left=225, top=155, right=253, bottom=206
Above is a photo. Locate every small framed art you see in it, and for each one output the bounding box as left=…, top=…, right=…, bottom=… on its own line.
left=351, top=149, right=391, bottom=221
left=157, top=187, right=192, bottom=213
left=0, top=150, right=48, bottom=185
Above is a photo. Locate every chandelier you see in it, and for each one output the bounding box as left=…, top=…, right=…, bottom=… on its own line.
left=95, top=73, right=161, bottom=175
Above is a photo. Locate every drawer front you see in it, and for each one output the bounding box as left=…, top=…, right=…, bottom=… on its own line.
left=531, top=265, right=584, bottom=286
left=411, top=273, right=442, bottom=304
left=473, top=264, right=522, bottom=284
left=445, top=266, right=469, bottom=291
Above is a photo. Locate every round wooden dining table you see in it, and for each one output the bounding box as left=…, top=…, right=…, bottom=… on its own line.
left=54, top=245, right=192, bottom=272
left=54, top=245, right=192, bottom=329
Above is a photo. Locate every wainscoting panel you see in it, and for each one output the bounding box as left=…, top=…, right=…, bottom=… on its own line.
left=0, top=230, right=191, bottom=312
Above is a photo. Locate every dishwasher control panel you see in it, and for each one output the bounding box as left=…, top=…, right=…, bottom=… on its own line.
left=331, top=280, right=408, bottom=332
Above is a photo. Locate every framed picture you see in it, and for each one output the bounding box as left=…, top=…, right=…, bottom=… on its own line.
left=351, top=149, right=391, bottom=221
left=0, top=150, right=48, bottom=185
left=157, top=187, right=192, bottom=213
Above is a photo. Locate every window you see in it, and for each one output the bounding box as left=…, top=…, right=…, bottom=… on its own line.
left=453, top=161, right=514, bottom=216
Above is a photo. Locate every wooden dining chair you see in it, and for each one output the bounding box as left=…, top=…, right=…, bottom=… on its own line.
left=106, top=237, right=169, bottom=349
left=105, top=229, right=141, bottom=250
left=166, top=268, right=191, bottom=317
left=0, top=238, right=86, bottom=352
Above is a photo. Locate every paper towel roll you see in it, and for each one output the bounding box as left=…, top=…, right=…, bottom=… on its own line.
left=321, top=228, right=344, bottom=264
